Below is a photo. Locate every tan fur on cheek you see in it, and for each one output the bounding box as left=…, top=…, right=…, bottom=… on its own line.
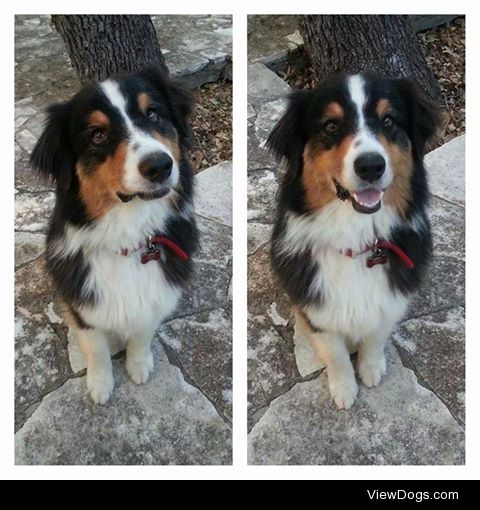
left=302, top=136, right=354, bottom=211
left=378, top=134, right=413, bottom=218
left=77, top=143, right=128, bottom=220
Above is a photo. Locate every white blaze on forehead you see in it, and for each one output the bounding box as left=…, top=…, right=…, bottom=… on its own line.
left=100, top=79, right=179, bottom=192
left=341, top=74, right=391, bottom=190
left=348, top=74, right=367, bottom=128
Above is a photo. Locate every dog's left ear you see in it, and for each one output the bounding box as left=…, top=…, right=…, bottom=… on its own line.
left=395, top=78, right=441, bottom=159
left=139, top=65, right=193, bottom=149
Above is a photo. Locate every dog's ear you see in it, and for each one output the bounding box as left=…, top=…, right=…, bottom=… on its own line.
left=139, top=65, right=193, bottom=149
left=395, top=78, right=441, bottom=159
left=266, top=90, right=310, bottom=178
left=30, top=102, right=74, bottom=192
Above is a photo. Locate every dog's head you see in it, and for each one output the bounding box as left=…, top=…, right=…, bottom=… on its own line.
left=30, top=66, right=192, bottom=219
left=267, top=73, right=440, bottom=216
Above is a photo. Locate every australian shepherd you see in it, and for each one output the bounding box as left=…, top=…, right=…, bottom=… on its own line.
left=268, top=73, right=440, bottom=409
left=30, top=66, right=198, bottom=404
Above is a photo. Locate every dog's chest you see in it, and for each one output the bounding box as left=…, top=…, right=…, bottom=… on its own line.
left=79, top=250, right=181, bottom=335
left=306, top=249, right=408, bottom=340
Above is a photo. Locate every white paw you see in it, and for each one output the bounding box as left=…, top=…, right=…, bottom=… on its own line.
left=126, top=351, right=154, bottom=385
left=328, top=371, right=358, bottom=410
left=358, top=355, right=387, bottom=387
left=87, top=368, right=114, bottom=405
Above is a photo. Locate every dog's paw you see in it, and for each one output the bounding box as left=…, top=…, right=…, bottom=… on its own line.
left=358, top=355, right=387, bottom=387
left=328, top=371, right=358, bottom=410
left=126, top=351, right=154, bottom=385
left=87, top=368, right=115, bottom=405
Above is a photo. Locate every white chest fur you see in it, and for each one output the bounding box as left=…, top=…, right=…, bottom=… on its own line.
left=79, top=250, right=180, bottom=336
left=282, top=201, right=410, bottom=341
left=54, top=198, right=183, bottom=336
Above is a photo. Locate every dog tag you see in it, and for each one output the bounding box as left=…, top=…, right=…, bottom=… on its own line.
left=366, top=248, right=388, bottom=268
left=141, top=248, right=162, bottom=264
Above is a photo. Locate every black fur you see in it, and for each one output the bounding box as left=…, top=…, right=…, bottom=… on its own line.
left=269, top=73, right=439, bottom=307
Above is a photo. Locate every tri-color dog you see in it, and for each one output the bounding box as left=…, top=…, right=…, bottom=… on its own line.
left=31, top=66, right=198, bottom=404
left=268, top=73, right=439, bottom=409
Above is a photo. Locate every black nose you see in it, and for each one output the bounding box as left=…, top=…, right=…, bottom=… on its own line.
left=139, top=153, right=173, bottom=183
left=354, top=153, right=386, bottom=183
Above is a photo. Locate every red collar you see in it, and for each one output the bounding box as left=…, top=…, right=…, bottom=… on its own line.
left=120, top=235, right=189, bottom=264
left=341, top=240, right=414, bottom=269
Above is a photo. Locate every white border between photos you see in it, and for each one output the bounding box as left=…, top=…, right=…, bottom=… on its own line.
left=0, top=0, right=478, bottom=480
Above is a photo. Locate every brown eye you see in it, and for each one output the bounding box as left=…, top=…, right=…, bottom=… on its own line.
left=92, top=129, right=107, bottom=146
left=147, top=107, right=159, bottom=122
left=324, top=119, right=339, bottom=133
left=383, top=115, right=394, bottom=129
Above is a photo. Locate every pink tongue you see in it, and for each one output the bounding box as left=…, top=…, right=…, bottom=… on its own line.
left=354, top=189, right=382, bottom=206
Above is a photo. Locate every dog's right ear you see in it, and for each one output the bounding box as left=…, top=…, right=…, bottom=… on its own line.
left=266, top=90, right=310, bottom=177
left=30, top=102, right=74, bottom=192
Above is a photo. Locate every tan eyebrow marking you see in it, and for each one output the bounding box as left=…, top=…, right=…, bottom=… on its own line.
left=138, top=92, right=151, bottom=113
left=324, top=102, right=344, bottom=119
left=376, top=99, right=391, bottom=118
left=88, top=110, right=110, bottom=127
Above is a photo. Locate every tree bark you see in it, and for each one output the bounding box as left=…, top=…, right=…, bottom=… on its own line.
left=298, top=15, right=439, bottom=101
left=52, top=15, right=168, bottom=84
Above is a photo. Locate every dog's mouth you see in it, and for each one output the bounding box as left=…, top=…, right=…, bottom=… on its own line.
left=334, top=179, right=384, bottom=214
left=117, top=188, right=170, bottom=203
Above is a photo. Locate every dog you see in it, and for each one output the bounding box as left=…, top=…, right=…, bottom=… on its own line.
left=267, top=73, right=440, bottom=410
left=30, top=66, right=199, bottom=404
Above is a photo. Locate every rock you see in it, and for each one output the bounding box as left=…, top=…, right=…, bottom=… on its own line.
left=393, top=307, right=465, bottom=424
left=15, top=258, right=72, bottom=431
left=14, top=232, right=46, bottom=268
left=293, top=321, right=325, bottom=377
left=425, top=135, right=464, bottom=206
left=248, top=222, right=272, bottom=255
left=15, top=191, right=55, bottom=232
left=159, top=307, right=232, bottom=420
left=249, top=345, right=464, bottom=465
left=248, top=63, right=291, bottom=110
left=408, top=196, right=465, bottom=318
left=15, top=344, right=232, bottom=465
left=194, top=161, right=232, bottom=226
left=16, top=129, right=37, bottom=152
left=254, top=98, right=288, bottom=148
left=248, top=313, right=298, bottom=422
left=247, top=103, right=257, bottom=125
left=247, top=169, right=278, bottom=223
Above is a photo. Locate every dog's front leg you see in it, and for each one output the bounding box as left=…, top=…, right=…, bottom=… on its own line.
left=298, top=311, right=358, bottom=410
left=357, top=332, right=388, bottom=388
left=126, top=322, right=158, bottom=385
left=315, top=332, right=358, bottom=410
left=77, top=328, right=114, bottom=405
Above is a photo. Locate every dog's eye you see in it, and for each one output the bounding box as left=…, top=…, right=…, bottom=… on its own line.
left=147, top=107, right=159, bottom=123
left=91, top=129, right=108, bottom=146
left=383, top=115, right=394, bottom=129
left=324, top=119, right=339, bottom=134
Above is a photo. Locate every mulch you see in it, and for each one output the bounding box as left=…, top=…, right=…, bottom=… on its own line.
left=279, top=17, right=465, bottom=147
left=190, top=79, right=232, bottom=173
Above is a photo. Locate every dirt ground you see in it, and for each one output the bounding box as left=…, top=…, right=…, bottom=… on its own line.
left=191, top=79, right=232, bottom=172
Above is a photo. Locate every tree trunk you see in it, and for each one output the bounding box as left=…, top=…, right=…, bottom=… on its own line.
left=298, top=15, right=439, bottom=101
left=52, top=15, right=168, bottom=84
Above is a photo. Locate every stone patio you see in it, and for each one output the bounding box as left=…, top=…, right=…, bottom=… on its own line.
left=15, top=15, right=232, bottom=465
left=247, top=61, right=465, bottom=465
